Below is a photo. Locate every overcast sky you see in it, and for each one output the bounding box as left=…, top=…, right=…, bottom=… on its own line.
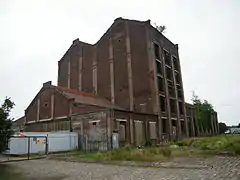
left=0, top=0, right=239, bottom=125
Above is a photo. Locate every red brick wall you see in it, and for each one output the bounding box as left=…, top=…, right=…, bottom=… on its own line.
left=58, top=50, right=70, bottom=87
left=69, top=44, right=80, bottom=90
left=39, top=88, right=52, bottom=120
left=25, top=88, right=71, bottom=122
left=128, top=21, right=153, bottom=113
left=25, top=99, right=37, bottom=122
left=97, top=34, right=111, bottom=101
left=112, top=21, right=129, bottom=110
left=72, top=105, right=103, bottom=114
left=54, top=90, right=70, bottom=117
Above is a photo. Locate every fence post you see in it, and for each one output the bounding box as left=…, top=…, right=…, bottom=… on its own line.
left=27, top=136, right=30, bottom=160
left=45, top=136, right=48, bottom=155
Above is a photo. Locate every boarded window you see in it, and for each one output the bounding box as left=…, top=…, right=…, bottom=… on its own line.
left=149, top=122, right=157, bottom=139
left=134, top=120, right=144, bottom=146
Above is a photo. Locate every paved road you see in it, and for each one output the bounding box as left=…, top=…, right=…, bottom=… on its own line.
left=6, top=156, right=240, bottom=180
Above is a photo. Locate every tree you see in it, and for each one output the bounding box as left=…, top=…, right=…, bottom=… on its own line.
left=0, top=97, right=15, bottom=153
left=191, top=92, right=215, bottom=134
left=218, top=122, right=228, bottom=134
left=238, top=123, right=240, bottom=128
left=154, top=23, right=166, bottom=33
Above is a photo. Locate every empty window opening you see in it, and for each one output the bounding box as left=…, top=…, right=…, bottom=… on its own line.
left=179, top=102, right=184, bottom=115
left=168, top=85, right=175, bottom=98
left=154, top=43, right=160, bottom=60
left=157, top=76, right=164, bottom=92
left=162, top=118, right=168, bottom=133
left=156, top=60, right=162, bottom=75
left=160, top=96, right=166, bottom=112
left=170, top=99, right=177, bottom=114
left=119, top=121, right=126, bottom=141
left=181, top=121, right=185, bottom=134
left=166, top=66, right=173, bottom=80
left=178, top=89, right=183, bottom=100
left=173, top=56, right=180, bottom=71
left=164, top=50, right=171, bottom=66
left=175, top=72, right=181, bottom=84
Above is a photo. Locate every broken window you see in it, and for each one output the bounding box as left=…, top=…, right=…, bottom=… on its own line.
left=159, top=96, right=166, bottom=112
left=164, top=50, right=171, bottom=66
left=157, top=76, right=164, bottom=92
left=154, top=43, right=160, bottom=60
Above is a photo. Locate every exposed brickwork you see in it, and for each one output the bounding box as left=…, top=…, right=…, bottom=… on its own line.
left=82, top=44, right=94, bottom=93
left=129, top=21, right=153, bottom=114
left=112, top=21, right=129, bottom=109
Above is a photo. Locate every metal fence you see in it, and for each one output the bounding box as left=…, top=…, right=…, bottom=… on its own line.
left=1, top=136, right=47, bottom=162
left=0, top=132, right=79, bottom=163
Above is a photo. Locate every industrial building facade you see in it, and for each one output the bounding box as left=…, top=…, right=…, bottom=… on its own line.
left=22, top=17, right=219, bottom=147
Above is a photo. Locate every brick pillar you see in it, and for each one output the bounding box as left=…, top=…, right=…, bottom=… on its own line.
left=109, top=38, right=115, bottom=104
left=37, top=98, right=40, bottom=121
left=50, top=93, right=54, bottom=119
left=160, top=48, right=172, bottom=140
left=92, top=46, right=97, bottom=94
left=171, top=55, right=181, bottom=139
left=145, top=22, right=162, bottom=143
left=125, top=22, right=134, bottom=111
left=67, top=60, right=71, bottom=89
left=78, top=45, right=83, bottom=91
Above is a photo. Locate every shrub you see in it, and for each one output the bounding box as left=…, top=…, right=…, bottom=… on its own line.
left=160, top=147, right=172, bottom=157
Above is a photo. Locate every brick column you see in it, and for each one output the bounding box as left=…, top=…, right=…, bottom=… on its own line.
left=51, top=94, right=54, bottom=119
left=125, top=22, right=134, bottom=111
left=171, top=55, right=181, bottom=139
left=109, top=38, right=115, bottom=104
left=37, top=98, right=40, bottom=121
left=160, top=48, right=172, bottom=140
left=92, top=46, right=97, bottom=94
left=145, top=21, right=162, bottom=143
left=78, top=45, right=83, bottom=91
left=67, top=60, right=71, bottom=89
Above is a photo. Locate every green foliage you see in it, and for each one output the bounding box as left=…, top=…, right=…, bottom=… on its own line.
left=0, top=97, right=15, bottom=153
left=191, top=92, right=215, bottom=133
left=79, top=146, right=173, bottom=162
left=219, top=122, right=228, bottom=134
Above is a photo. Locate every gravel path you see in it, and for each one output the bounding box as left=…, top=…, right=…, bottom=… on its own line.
left=5, top=156, right=240, bottom=180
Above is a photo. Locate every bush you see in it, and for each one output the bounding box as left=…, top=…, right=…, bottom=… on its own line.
left=160, top=147, right=172, bottom=157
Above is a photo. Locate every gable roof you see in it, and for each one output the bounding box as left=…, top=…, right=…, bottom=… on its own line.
left=13, top=116, right=26, bottom=126
left=25, top=81, right=122, bottom=112
left=55, top=86, right=122, bottom=110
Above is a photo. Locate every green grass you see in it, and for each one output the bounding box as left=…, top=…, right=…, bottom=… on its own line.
left=173, top=134, right=240, bottom=155
left=75, top=135, right=240, bottom=162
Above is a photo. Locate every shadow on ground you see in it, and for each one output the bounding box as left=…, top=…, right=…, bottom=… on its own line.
left=0, top=164, right=66, bottom=180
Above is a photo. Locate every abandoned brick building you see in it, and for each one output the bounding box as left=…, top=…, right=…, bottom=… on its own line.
left=22, top=17, right=219, bottom=147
